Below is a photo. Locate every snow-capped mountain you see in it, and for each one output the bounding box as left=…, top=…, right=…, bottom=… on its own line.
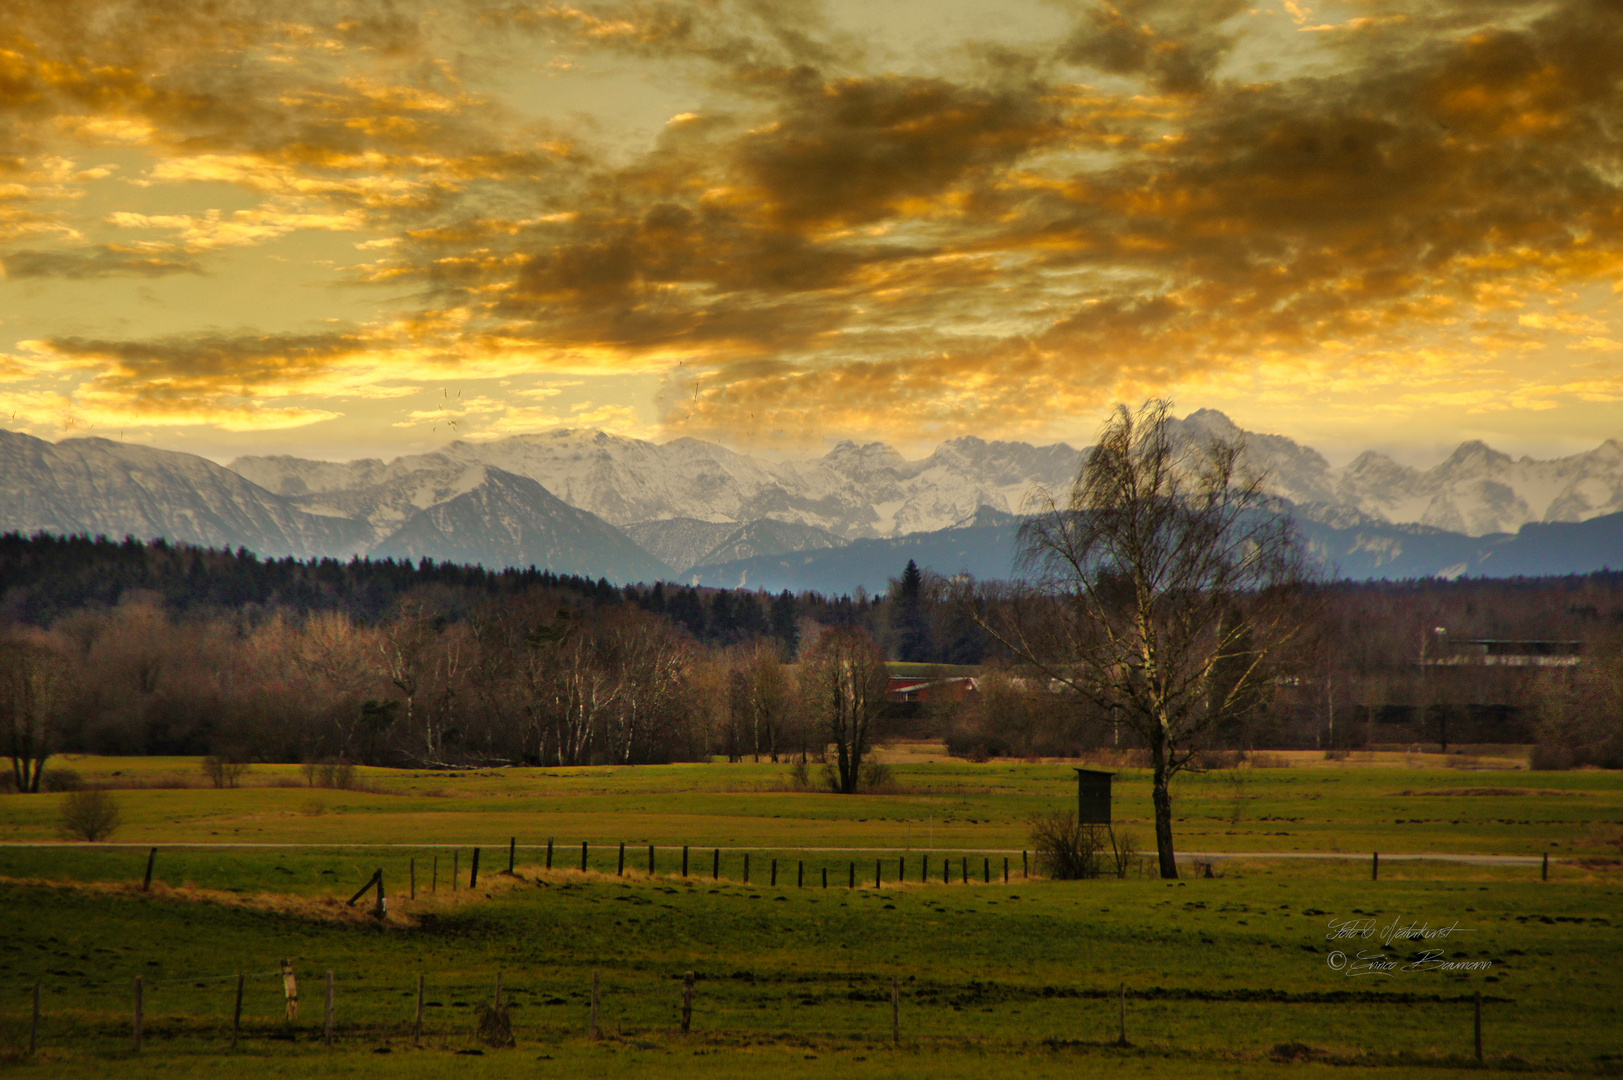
left=7, top=411, right=1623, bottom=585
left=0, top=430, right=668, bottom=582
left=232, top=430, right=1088, bottom=539
left=370, top=467, right=670, bottom=582
left=0, top=428, right=370, bottom=558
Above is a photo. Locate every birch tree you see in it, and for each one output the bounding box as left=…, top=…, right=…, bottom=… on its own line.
left=976, top=400, right=1312, bottom=878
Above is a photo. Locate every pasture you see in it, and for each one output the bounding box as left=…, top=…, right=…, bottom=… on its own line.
left=1, top=749, right=1619, bottom=1078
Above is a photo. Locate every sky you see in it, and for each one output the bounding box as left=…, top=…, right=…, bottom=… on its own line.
left=1, top=0, right=1621, bottom=468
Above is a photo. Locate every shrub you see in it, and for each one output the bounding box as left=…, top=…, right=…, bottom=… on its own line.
left=1192, top=748, right=1245, bottom=770
left=858, top=761, right=895, bottom=792
left=41, top=768, right=82, bottom=793
left=1107, top=828, right=1140, bottom=879
left=786, top=760, right=813, bottom=790
left=474, top=999, right=515, bottom=1047
left=1028, top=810, right=1106, bottom=879
left=302, top=758, right=357, bottom=789
left=201, top=756, right=251, bottom=789
left=59, top=788, right=121, bottom=841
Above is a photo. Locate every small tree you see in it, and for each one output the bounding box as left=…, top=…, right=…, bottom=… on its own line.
left=60, top=788, right=121, bottom=841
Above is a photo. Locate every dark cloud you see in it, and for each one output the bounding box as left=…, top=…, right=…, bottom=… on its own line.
left=45, top=331, right=368, bottom=405
left=1059, top=0, right=1249, bottom=94
left=2, top=247, right=203, bottom=279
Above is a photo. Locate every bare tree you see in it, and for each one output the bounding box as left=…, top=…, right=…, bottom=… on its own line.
left=800, top=626, right=889, bottom=793
left=975, top=400, right=1313, bottom=878
left=1, top=636, right=70, bottom=793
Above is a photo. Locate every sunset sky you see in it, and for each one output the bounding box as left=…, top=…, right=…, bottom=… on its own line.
left=2, top=0, right=1620, bottom=467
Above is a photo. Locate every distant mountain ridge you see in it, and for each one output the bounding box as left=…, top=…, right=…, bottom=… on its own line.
left=4, top=414, right=1622, bottom=587
left=0, top=429, right=669, bottom=583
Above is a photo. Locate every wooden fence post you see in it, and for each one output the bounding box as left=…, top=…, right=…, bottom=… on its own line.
left=798, top=861, right=804, bottom=888
left=771, top=859, right=777, bottom=887
left=432, top=854, right=438, bottom=894
left=415, top=974, right=424, bottom=1043
left=962, top=857, right=968, bottom=884
left=470, top=848, right=480, bottom=889
left=618, top=842, right=626, bottom=876
left=681, top=971, right=694, bottom=1034
left=944, top=857, right=950, bottom=884
left=875, top=859, right=881, bottom=889
left=1475, top=989, right=1483, bottom=1061
left=713, top=848, right=720, bottom=880
left=1373, top=852, right=1379, bottom=881
left=648, top=844, right=656, bottom=875
left=590, top=971, right=601, bottom=1039
left=899, top=856, right=905, bottom=882
left=683, top=846, right=689, bottom=877
left=744, top=853, right=750, bottom=883
left=922, top=854, right=929, bottom=882
left=984, top=857, right=990, bottom=884
left=133, top=976, right=143, bottom=1052
left=581, top=840, right=588, bottom=872
left=1004, top=857, right=1009, bottom=883
left=143, top=847, right=157, bottom=892
left=410, top=857, right=416, bottom=900
left=232, top=971, right=244, bottom=1049
left=1542, top=852, right=1549, bottom=881
left=324, top=970, right=335, bottom=1046
left=546, top=837, right=553, bottom=870
left=1023, top=850, right=1028, bottom=878
left=281, top=959, right=298, bottom=1022
left=891, top=976, right=900, bottom=1047
left=453, top=850, right=459, bottom=891
left=508, top=837, right=516, bottom=875
left=848, top=862, right=855, bottom=889
left=376, top=870, right=386, bottom=919
left=1118, top=982, right=1127, bottom=1046
left=822, top=867, right=828, bottom=889
left=30, top=980, right=39, bottom=1056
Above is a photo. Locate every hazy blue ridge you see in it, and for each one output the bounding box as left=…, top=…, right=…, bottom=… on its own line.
left=371, top=468, right=673, bottom=584
left=682, top=506, right=1623, bottom=593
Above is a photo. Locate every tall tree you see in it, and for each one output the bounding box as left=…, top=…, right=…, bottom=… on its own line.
left=976, top=400, right=1312, bottom=877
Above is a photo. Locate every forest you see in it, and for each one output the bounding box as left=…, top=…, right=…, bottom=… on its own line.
left=2, top=531, right=1621, bottom=785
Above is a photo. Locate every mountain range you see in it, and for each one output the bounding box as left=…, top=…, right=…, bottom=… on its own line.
left=2, top=414, right=1620, bottom=588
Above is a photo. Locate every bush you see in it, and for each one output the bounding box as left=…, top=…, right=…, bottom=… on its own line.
left=1028, top=810, right=1107, bottom=879
left=201, top=756, right=251, bottom=789
left=858, top=761, right=895, bottom=792
left=474, top=999, right=515, bottom=1047
left=1107, top=828, right=1141, bottom=879
left=302, top=758, right=357, bottom=789
left=59, top=788, right=121, bottom=841
left=41, top=768, right=82, bottom=793
left=786, top=760, right=814, bottom=791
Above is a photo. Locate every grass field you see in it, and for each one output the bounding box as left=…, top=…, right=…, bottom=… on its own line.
left=2, top=749, right=1620, bottom=1078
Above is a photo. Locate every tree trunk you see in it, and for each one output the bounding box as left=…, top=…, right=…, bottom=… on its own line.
left=1150, top=743, right=1178, bottom=879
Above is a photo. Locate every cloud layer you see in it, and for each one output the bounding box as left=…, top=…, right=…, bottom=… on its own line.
left=1, top=0, right=1620, bottom=456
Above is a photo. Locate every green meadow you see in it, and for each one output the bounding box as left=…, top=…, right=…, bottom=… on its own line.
left=2, top=750, right=1619, bottom=1078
